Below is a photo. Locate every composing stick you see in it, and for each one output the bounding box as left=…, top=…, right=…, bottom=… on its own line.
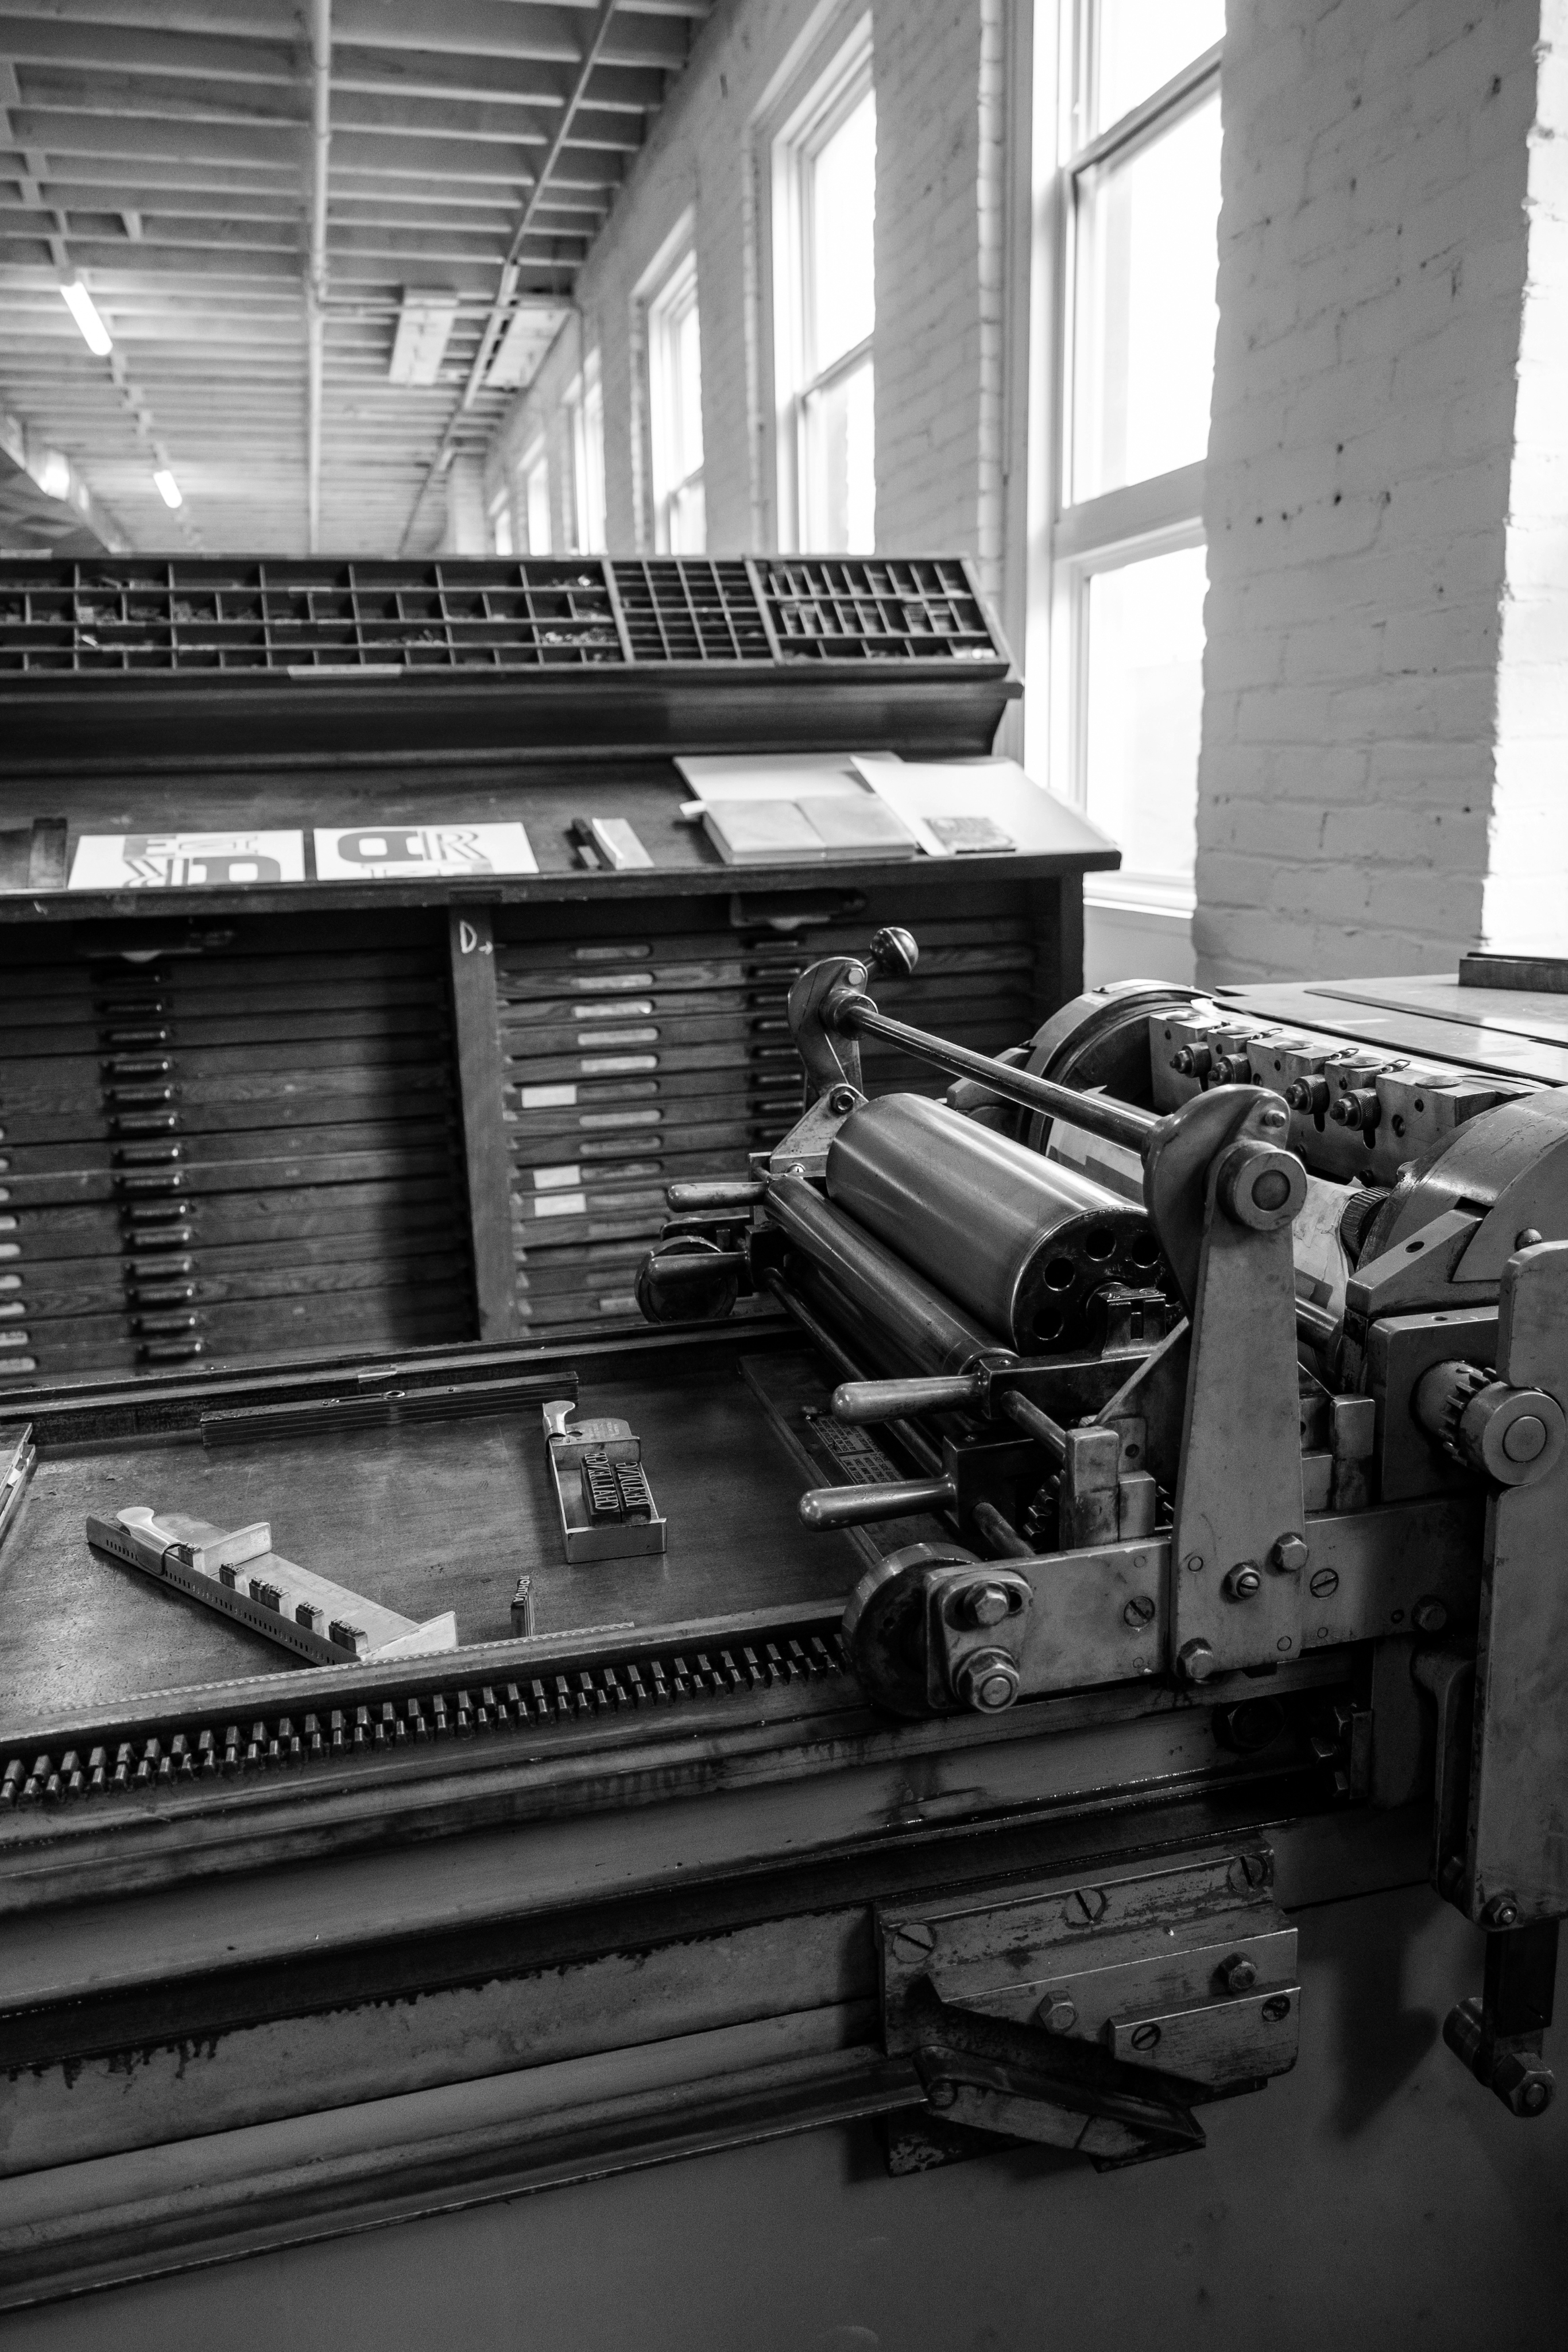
left=87, top=1507, right=457, bottom=1666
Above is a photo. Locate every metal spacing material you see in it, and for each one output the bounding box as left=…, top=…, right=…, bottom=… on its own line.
left=1464, top=1241, right=1568, bottom=1922
left=1170, top=1096, right=1308, bottom=1676
left=826, top=1092, right=1168, bottom=1352
left=765, top=1172, right=1012, bottom=1378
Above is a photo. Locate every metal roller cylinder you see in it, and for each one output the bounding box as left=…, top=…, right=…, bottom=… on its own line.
left=765, top=1171, right=1009, bottom=1377
left=826, top=1093, right=1168, bottom=1353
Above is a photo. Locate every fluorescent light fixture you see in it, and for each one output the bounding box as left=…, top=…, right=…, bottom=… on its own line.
left=488, top=302, right=568, bottom=390
left=60, top=279, right=113, bottom=357
left=153, top=468, right=183, bottom=509
left=389, top=289, right=458, bottom=386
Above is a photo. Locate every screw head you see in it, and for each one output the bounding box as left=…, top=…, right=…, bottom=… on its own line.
left=1260, top=1107, right=1289, bottom=1131
left=1129, top=2022, right=1162, bottom=2052
left=1309, top=1566, right=1340, bottom=1598
left=1412, top=1596, right=1449, bottom=1635
left=1218, top=1953, right=1258, bottom=1994
left=1122, top=1593, right=1156, bottom=1627
left=1272, top=1533, right=1309, bottom=1575
left=1070, top=1885, right=1109, bottom=1924
left=1224, top=1562, right=1263, bottom=1600
left=1482, top=1892, right=1520, bottom=1929
left=1260, top=1994, right=1292, bottom=2024
left=892, top=1921, right=936, bottom=1960
left=1178, top=1638, right=1217, bottom=1682
left=1037, top=1994, right=1078, bottom=2034
left=926, top=2079, right=958, bottom=2111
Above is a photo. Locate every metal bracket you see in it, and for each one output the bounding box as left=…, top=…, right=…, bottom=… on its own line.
left=1168, top=1095, right=1309, bottom=1680
left=878, top=1848, right=1299, bottom=2171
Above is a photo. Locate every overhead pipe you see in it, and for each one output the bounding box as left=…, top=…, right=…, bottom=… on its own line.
left=305, top=0, right=332, bottom=555
left=397, top=0, right=621, bottom=554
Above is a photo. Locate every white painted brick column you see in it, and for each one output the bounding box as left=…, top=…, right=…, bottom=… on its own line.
left=1197, top=0, right=1543, bottom=982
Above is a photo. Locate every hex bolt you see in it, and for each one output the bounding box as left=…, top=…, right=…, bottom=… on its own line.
left=948, top=1579, right=1014, bottom=1630
left=1037, top=1995, right=1078, bottom=2035
left=1412, top=1596, right=1449, bottom=1635
left=827, top=1085, right=858, bottom=1116
left=953, top=1648, right=1021, bottom=1714
left=1493, top=2051, right=1555, bottom=2118
left=926, top=2079, right=958, bottom=2111
left=1122, top=1593, right=1156, bottom=1627
left=1271, top=1534, right=1309, bottom=1575
left=1224, top=1562, right=1263, bottom=1601
left=1129, top=2022, right=1162, bottom=2052
left=892, top=1922, right=936, bottom=1962
left=1309, top=1566, right=1340, bottom=1598
left=1178, top=1638, right=1217, bottom=1682
left=1482, top=1892, right=1520, bottom=1930
left=1260, top=1107, right=1289, bottom=1131
left=1261, top=1995, right=1292, bottom=2024
left=1218, top=1953, right=1258, bottom=1994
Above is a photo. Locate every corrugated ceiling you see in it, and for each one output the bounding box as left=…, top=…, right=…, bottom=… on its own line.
left=0, top=2, right=704, bottom=555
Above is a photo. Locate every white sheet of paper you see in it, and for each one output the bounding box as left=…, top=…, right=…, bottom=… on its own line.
left=68, top=831, right=306, bottom=889
left=853, top=755, right=1120, bottom=861
left=674, top=752, right=873, bottom=804
left=313, top=822, right=537, bottom=879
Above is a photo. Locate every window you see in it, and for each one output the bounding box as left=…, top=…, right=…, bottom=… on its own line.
left=648, top=249, right=706, bottom=553
left=1050, top=1, right=1222, bottom=918
left=567, top=360, right=606, bottom=554
left=487, top=485, right=514, bottom=557
left=772, top=26, right=876, bottom=552
left=522, top=444, right=551, bottom=555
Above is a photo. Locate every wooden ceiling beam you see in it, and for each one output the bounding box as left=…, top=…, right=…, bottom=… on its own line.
left=6, top=113, right=626, bottom=189
left=15, top=71, right=648, bottom=153
left=0, top=34, right=667, bottom=113
left=0, top=3, right=702, bottom=70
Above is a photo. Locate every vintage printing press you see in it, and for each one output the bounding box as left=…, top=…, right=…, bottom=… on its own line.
left=639, top=931, right=1566, bottom=2157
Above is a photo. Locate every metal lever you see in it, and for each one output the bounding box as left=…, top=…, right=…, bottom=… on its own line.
left=800, top=1473, right=957, bottom=1530
left=902, top=1975, right=1207, bottom=2166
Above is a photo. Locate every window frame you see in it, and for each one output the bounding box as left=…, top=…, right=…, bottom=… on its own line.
left=646, top=245, right=706, bottom=554
left=1042, top=7, right=1222, bottom=912
left=487, top=482, right=515, bottom=558
left=565, top=357, right=606, bottom=555
left=764, top=14, right=875, bottom=552
left=521, top=440, right=551, bottom=557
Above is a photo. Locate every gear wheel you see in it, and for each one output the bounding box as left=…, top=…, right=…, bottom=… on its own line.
left=1431, top=1360, right=1490, bottom=1464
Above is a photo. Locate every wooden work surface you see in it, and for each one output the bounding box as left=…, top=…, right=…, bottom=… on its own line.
left=0, top=1355, right=853, bottom=1731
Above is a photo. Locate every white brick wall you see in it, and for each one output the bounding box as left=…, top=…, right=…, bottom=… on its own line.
left=484, top=0, right=1007, bottom=592
left=1197, top=0, right=1543, bottom=981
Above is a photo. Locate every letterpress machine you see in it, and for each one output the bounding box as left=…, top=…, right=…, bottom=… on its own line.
left=638, top=939, right=1568, bottom=2150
